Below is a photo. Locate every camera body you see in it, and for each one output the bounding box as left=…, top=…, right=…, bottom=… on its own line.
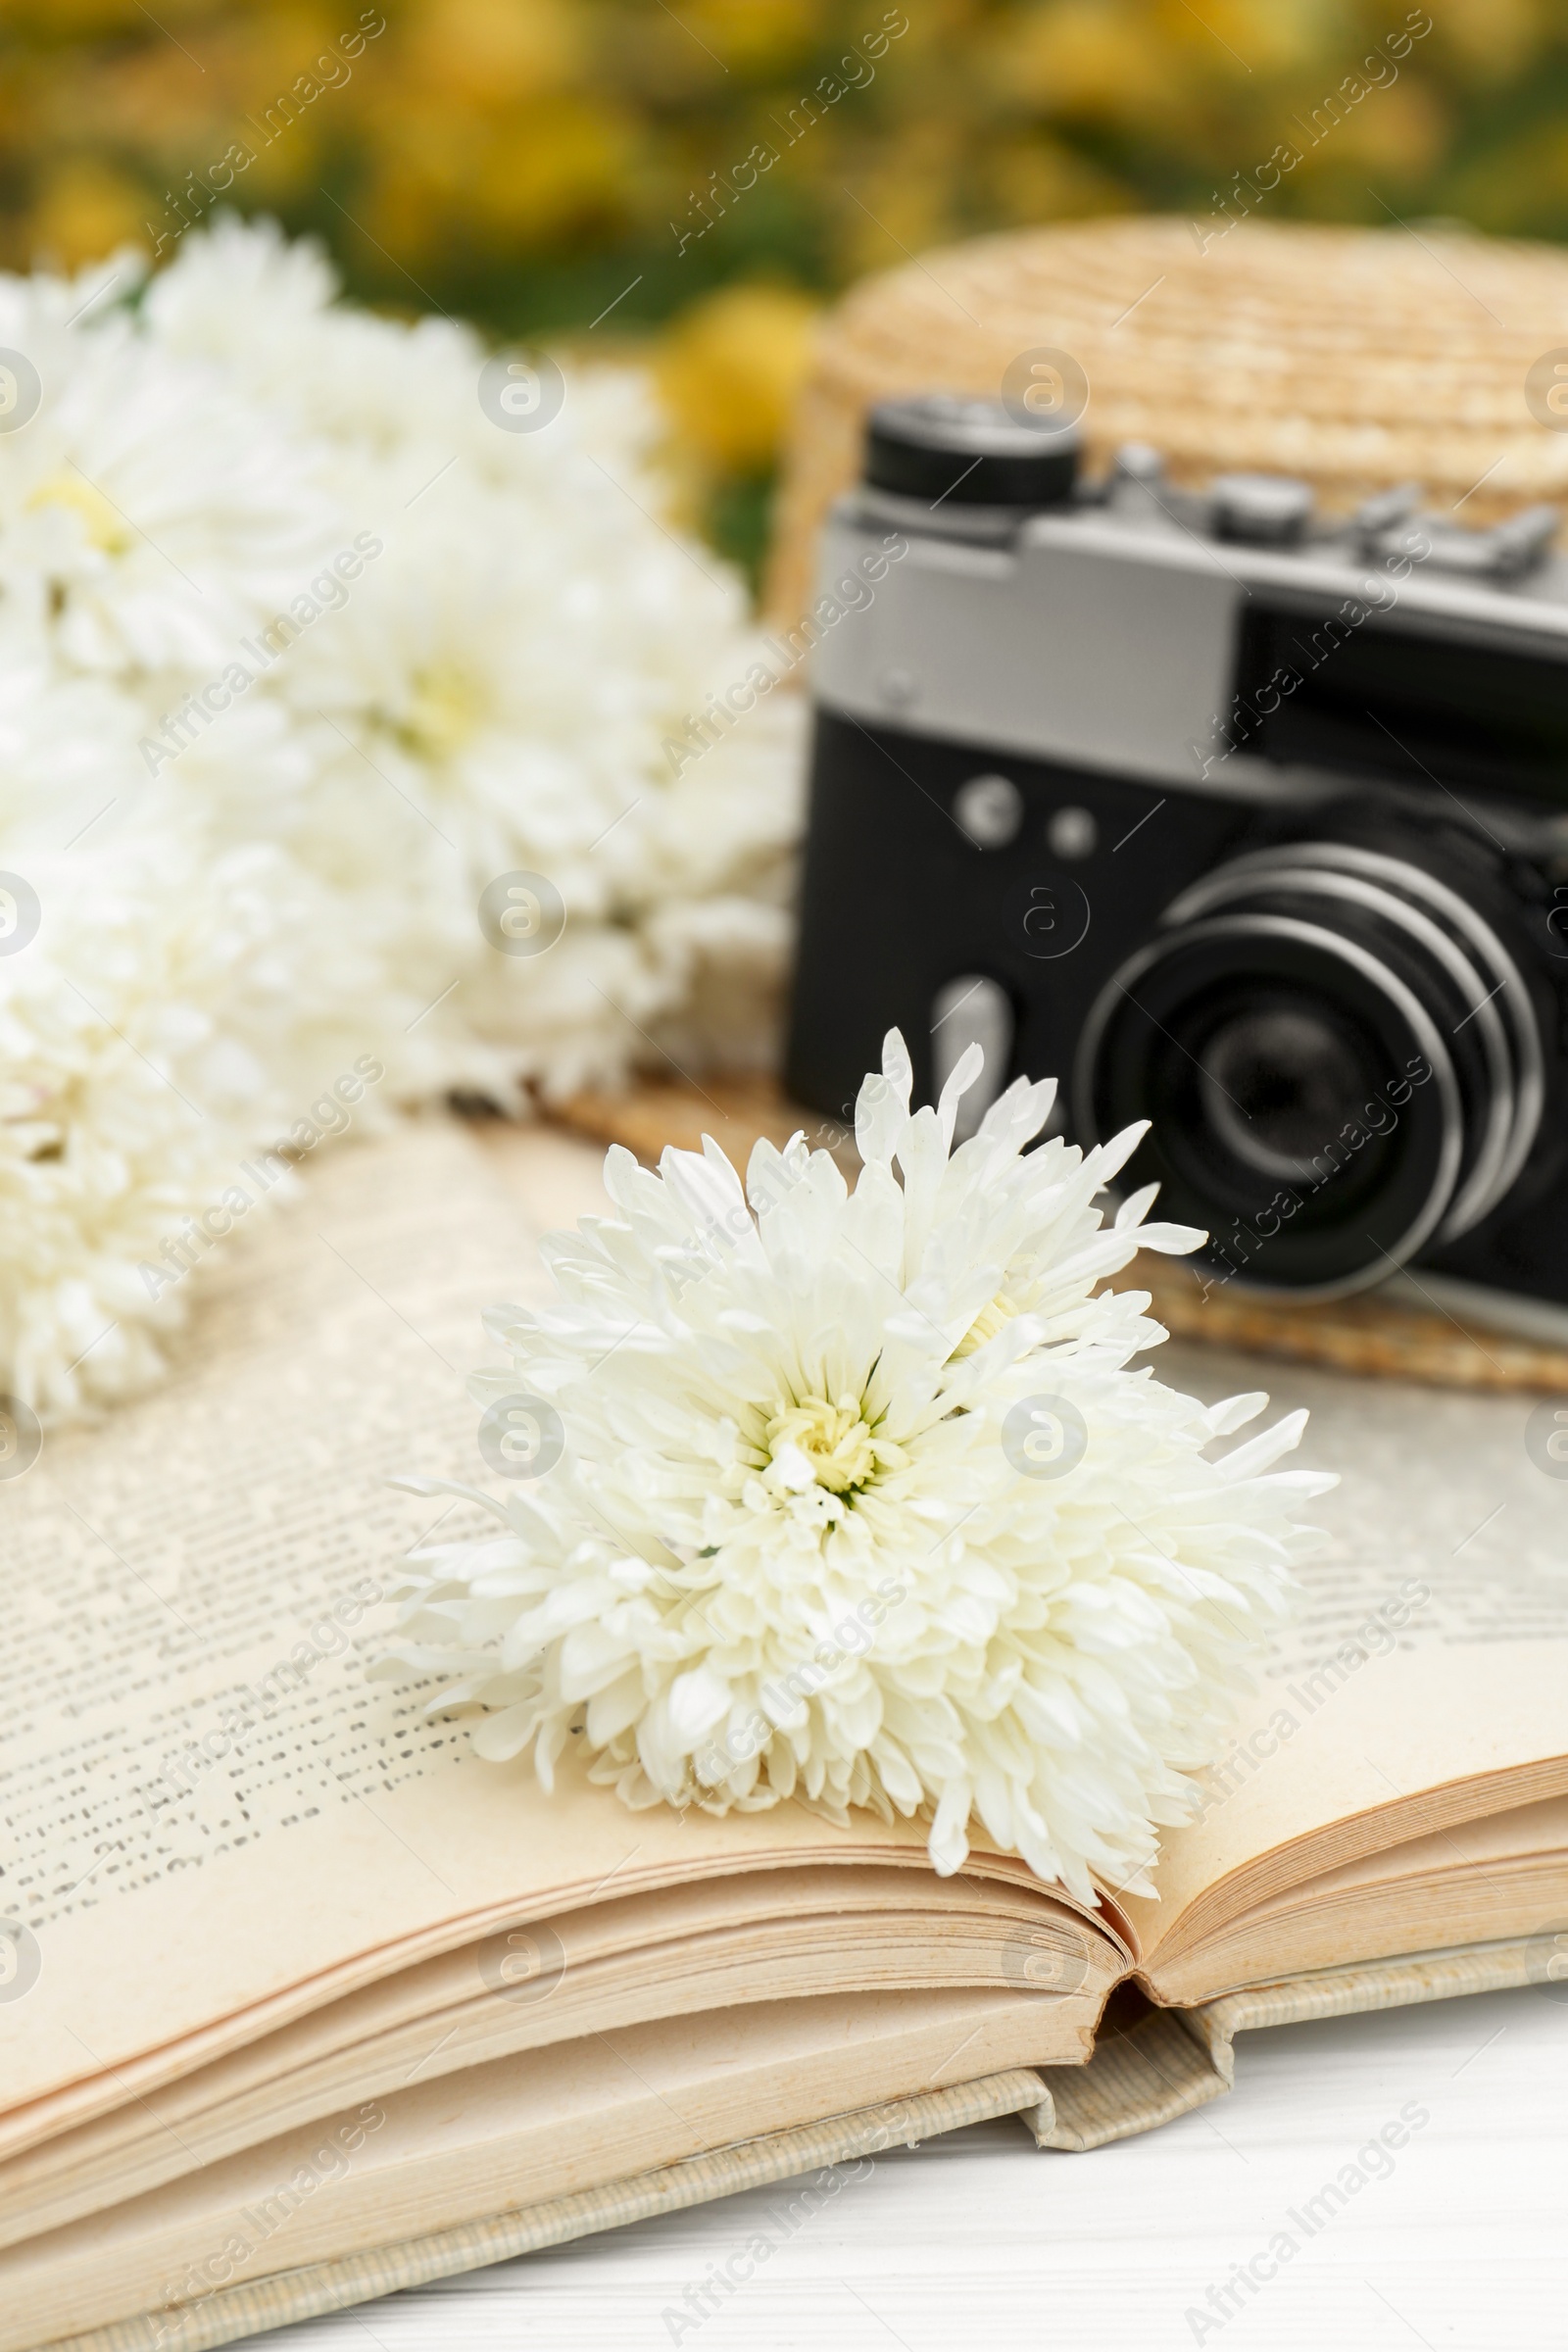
left=786, top=398, right=1568, bottom=1318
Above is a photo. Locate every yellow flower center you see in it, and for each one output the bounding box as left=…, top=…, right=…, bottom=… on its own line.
left=26, top=472, right=133, bottom=555
left=395, top=662, right=486, bottom=760
left=951, top=1291, right=1018, bottom=1359
left=766, top=1394, right=880, bottom=1494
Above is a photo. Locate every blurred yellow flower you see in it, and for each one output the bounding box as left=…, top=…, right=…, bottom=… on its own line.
left=654, top=283, right=821, bottom=476
left=397, top=0, right=580, bottom=104
left=1003, top=3, right=1183, bottom=121
left=1, top=0, right=1566, bottom=565
left=1302, top=78, right=1448, bottom=185
left=688, top=0, right=825, bottom=73
left=28, top=160, right=146, bottom=270
left=1433, top=0, right=1544, bottom=79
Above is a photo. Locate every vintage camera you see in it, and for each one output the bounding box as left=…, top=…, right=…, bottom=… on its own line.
left=786, top=394, right=1568, bottom=1323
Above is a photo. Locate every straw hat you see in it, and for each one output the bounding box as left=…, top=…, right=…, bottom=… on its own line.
left=767, top=214, right=1568, bottom=622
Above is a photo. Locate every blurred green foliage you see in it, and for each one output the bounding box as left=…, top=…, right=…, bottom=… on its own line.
left=3, top=0, right=1568, bottom=573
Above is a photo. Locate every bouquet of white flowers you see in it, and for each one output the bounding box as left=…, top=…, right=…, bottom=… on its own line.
left=0, top=216, right=800, bottom=1420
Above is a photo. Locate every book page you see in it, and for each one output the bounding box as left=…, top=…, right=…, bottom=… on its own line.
left=0, top=1122, right=965, bottom=2127
left=1122, top=1337, right=1568, bottom=1962
left=0, top=1866, right=1105, bottom=2254
left=1248, top=1791, right=1568, bottom=1913
left=0, top=1988, right=1064, bottom=2352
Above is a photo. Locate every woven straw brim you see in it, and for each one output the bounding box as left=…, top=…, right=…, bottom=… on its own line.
left=767, top=214, right=1568, bottom=622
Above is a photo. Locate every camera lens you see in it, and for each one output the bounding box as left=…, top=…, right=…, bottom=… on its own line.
left=1074, top=842, right=1544, bottom=1299
left=1199, top=1004, right=1377, bottom=1184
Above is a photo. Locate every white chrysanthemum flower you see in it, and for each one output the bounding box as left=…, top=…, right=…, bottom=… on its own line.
left=147, top=212, right=802, bottom=1100
left=0, top=830, right=280, bottom=1416
left=0, top=253, right=342, bottom=680
left=165, top=707, right=497, bottom=1117
left=0, top=647, right=410, bottom=1412
left=142, top=211, right=662, bottom=494
left=0, top=214, right=805, bottom=1416
left=261, top=406, right=801, bottom=1098
left=384, top=1035, right=1335, bottom=1899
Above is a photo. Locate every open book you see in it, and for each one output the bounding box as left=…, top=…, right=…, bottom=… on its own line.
left=3, top=1118, right=1565, bottom=2352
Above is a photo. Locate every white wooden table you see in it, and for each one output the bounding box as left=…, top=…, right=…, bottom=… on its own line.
left=264, top=1982, right=1565, bottom=2352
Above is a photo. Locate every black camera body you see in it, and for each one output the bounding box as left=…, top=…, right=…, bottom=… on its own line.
left=786, top=397, right=1568, bottom=1322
